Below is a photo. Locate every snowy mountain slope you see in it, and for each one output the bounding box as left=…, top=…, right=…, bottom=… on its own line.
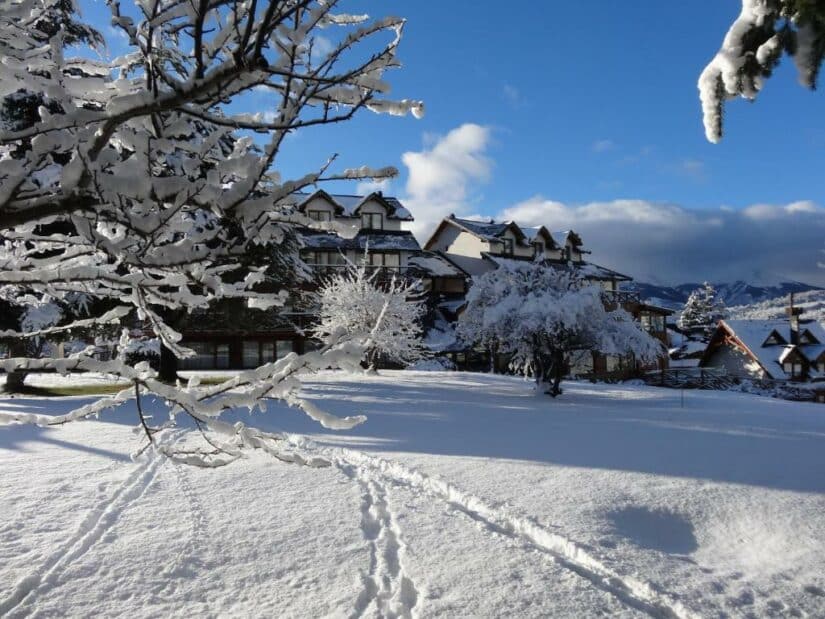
left=630, top=280, right=822, bottom=311
left=728, top=289, right=825, bottom=323
left=2, top=372, right=825, bottom=618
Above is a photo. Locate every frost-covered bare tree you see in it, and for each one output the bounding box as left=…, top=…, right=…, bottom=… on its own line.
left=699, top=0, right=825, bottom=142
left=0, top=0, right=422, bottom=465
left=458, top=263, right=663, bottom=397
left=313, top=253, right=426, bottom=370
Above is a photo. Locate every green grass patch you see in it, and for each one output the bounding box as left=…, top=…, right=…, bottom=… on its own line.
left=9, top=383, right=132, bottom=397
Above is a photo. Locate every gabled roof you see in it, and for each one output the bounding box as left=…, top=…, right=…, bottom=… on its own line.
left=705, top=319, right=825, bottom=380
left=522, top=225, right=559, bottom=248
left=406, top=252, right=465, bottom=278
left=292, top=190, right=413, bottom=221
left=425, top=215, right=557, bottom=251
left=299, top=230, right=421, bottom=251
left=556, top=230, right=584, bottom=248
left=296, top=189, right=344, bottom=214
left=450, top=216, right=511, bottom=240
left=480, top=253, right=632, bottom=282
left=762, top=329, right=787, bottom=346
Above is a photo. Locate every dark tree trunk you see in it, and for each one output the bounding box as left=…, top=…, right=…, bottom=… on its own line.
left=547, top=349, right=565, bottom=398
left=3, top=369, right=27, bottom=392
left=3, top=340, right=30, bottom=392
left=158, top=344, right=179, bottom=383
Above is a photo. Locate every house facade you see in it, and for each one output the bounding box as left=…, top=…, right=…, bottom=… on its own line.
left=699, top=300, right=825, bottom=384
left=424, top=215, right=672, bottom=377
left=173, top=191, right=464, bottom=372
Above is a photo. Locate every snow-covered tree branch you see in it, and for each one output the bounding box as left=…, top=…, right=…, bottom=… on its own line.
left=699, top=0, right=825, bottom=142
left=457, top=262, right=663, bottom=397
left=313, top=253, right=427, bottom=369
left=0, top=0, right=423, bottom=464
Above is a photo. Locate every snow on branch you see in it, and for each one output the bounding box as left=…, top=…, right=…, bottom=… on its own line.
left=698, top=0, right=825, bottom=142
left=0, top=0, right=422, bottom=465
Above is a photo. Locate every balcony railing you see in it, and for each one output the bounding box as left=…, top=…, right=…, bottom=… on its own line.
left=601, top=290, right=641, bottom=305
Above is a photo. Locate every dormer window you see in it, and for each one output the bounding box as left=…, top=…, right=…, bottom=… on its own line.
left=502, top=238, right=514, bottom=255
left=763, top=331, right=786, bottom=346
left=308, top=210, right=331, bottom=222
left=799, top=330, right=819, bottom=345
left=361, top=213, right=383, bottom=230
left=533, top=242, right=544, bottom=257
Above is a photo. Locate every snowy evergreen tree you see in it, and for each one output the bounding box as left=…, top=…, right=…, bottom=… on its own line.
left=313, top=255, right=426, bottom=370
left=0, top=0, right=423, bottom=466
left=457, top=263, right=662, bottom=398
left=678, top=282, right=728, bottom=336
left=699, top=0, right=825, bottom=142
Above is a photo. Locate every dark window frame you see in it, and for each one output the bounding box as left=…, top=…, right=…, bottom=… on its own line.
left=361, top=212, right=384, bottom=230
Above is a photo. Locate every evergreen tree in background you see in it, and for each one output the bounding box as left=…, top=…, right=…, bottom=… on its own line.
left=679, top=283, right=728, bottom=336
left=699, top=0, right=825, bottom=143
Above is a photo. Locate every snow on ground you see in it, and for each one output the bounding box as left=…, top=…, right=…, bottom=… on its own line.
left=2, top=371, right=825, bottom=618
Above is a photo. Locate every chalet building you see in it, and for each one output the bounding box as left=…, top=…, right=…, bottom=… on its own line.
left=424, top=215, right=672, bottom=377
left=699, top=299, right=825, bottom=384
left=174, top=191, right=464, bottom=372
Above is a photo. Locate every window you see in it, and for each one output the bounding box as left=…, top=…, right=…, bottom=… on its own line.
left=307, top=210, right=331, bottom=222
left=181, top=341, right=231, bottom=370
left=361, top=252, right=400, bottom=268
left=501, top=238, right=514, bottom=255
left=763, top=332, right=785, bottom=346
left=640, top=314, right=652, bottom=331
left=361, top=213, right=383, bottom=230
left=305, top=251, right=344, bottom=267
left=533, top=242, right=544, bottom=257
left=606, top=355, right=635, bottom=372
left=185, top=341, right=214, bottom=370
left=262, top=341, right=276, bottom=363
left=243, top=340, right=260, bottom=368
left=215, top=343, right=230, bottom=369
left=277, top=340, right=293, bottom=358
left=783, top=361, right=803, bottom=377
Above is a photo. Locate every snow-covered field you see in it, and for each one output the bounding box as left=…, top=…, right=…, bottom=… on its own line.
left=2, top=371, right=825, bottom=618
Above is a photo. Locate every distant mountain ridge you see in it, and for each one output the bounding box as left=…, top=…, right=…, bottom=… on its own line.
left=628, top=280, right=823, bottom=311
left=728, top=289, right=825, bottom=323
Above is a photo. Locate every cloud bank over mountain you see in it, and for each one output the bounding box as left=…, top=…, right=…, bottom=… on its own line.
left=397, top=124, right=825, bottom=286
left=498, top=197, right=825, bottom=286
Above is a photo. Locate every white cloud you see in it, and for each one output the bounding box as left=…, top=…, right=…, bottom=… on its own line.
left=502, top=84, right=521, bottom=107
left=676, top=158, right=707, bottom=182
left=743, top=200, right=824, bottom=220
left=497, top=197, right=825, bottom=286
left=401, top=124, right=492, bottom=239
left=355, top=178, right=392, bottom=196
left=390, top=126, right=824, bottom=286
left=592, top=139, right=616, bottom=153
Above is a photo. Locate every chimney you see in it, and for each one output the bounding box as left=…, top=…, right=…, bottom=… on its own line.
left=787, top=293, right=803, bottom=345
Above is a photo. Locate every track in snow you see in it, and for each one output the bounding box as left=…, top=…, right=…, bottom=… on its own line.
left=328, top=448, right=696, bottom=619
left=338, top=463, right=420, bottom=619
left=0, top=434, right=174, bottom=617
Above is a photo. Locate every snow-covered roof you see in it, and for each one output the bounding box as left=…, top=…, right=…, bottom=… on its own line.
left=720, top=319, right=825, bottom=379
left=800, top=344, right=825, bottom=362
left=289, top=190, right=413, bottom=221
left=450, top=217, right=511, bottom=241
left=575, top=262, right=633, bottom=282
left=481, top=254, right=632, bottom=282
left=406, top=253, right=464, bottom=277
left=299, top=230, right=422, bottom=252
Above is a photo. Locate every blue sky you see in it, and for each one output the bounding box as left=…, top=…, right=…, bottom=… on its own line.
left=80, top=1, right=825, bottom=285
